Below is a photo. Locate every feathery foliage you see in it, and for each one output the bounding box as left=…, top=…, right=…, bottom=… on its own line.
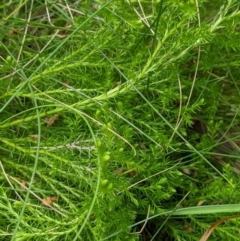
left=0, top=0, right=240, bottom=240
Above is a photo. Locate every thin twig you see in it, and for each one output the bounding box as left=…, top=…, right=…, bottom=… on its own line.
left=17, top=1, right=32, bottom=62
left=8, top=175, right=67, bottom=217
left=63, top=0, right=74, bottom=20
left=169, top=75, right=182, bottom=142
left=126, top=0, right=154, bottom=34
left=123, top=160, right=181, bottom=192
left=186, top=0, right=201, bottom=107
left=135, top=205, right=150, bottom=234
left=0, top=161, right=23, bottom=201
left=45, top=0, right=54, bottom=26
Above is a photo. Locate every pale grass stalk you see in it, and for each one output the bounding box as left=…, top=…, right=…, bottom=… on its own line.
left=8, top=175, right=67, bottom=217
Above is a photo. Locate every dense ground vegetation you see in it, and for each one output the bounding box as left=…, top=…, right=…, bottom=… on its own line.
left=0, top=0, right=240, bottom=240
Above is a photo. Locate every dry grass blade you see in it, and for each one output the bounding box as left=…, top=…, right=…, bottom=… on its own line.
left=199, top=215, right=240, bottom=241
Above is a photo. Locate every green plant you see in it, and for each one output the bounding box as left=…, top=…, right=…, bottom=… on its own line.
left=0, top=0, right=240, bottom=240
